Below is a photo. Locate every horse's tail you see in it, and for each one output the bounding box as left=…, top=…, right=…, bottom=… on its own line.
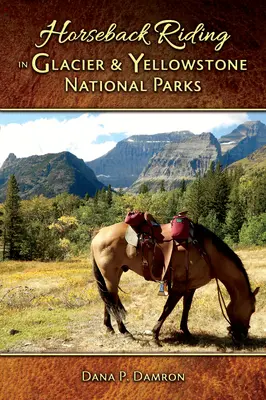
left=92, top=248, right=127, bottom=321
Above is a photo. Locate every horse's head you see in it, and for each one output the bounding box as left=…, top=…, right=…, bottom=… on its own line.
left=227, top=287, right=259, bottom=345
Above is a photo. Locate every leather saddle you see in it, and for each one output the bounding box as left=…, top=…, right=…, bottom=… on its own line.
left=125, top=212, right=185, bottom=282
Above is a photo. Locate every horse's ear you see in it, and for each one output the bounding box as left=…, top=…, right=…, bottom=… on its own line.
left=253, top=287, right=260, bottom=297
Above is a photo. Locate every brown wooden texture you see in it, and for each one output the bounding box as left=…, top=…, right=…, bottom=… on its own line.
left=0, top=0, right=266, bottom=108
left=0, top=356, right=265, bottom=400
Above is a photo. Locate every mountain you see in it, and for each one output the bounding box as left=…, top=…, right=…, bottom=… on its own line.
left=87, top=131, right=194, bottom=188
left=219, top=121, right=266, bottom=164
left=228, top=144, right=266, bottom=177
left=130, top=132, right=221, bottom=192
left=2, top=120, right=265, bottom=200
left=0, top=151, right=105, bottom=202
left=88, top=121, right=266, bottom=191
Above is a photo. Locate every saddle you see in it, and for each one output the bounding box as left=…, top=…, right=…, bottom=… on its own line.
left=125, top=211, right=192, bottom=283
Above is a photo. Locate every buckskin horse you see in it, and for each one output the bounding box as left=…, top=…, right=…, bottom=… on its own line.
left=91, top=219, right=259, bottom=345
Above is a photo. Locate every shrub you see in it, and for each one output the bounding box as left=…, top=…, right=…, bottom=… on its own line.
left=239, top=213, right=266, bottom=246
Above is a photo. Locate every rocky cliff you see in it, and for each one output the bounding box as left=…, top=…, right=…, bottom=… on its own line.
left=87, top=131, right=194, bottom=188
left=0, top=151, right=105, bottom=202
left=130, top=132, right=222, bottom=192
left=219, top=121, right=266, bottom=163
left=2, top=121, right=265, bottom=200
left=88, top=120, right=266, bottom=191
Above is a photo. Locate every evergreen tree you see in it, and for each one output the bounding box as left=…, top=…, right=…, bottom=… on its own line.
left=3, top=175, right=22, bottom=259
left=117, top=188, right=124, bottom=196
left=198, top=210, right=223, bottom=238
left=107, top=185, right=113, bottom=206
left=94, top=190, right=99, bottom=205
left=249, top=174, right=266, bottom=216
left=224, top=184, right=245, bottom=243
left=159, top=180, right=166, bottom=192
left=180, top=179, right=186, bottom=194
left=184, top=176, right=205, bottom=222
left=100, top=187, right=107, bottom=203
left=167, top=190, right=181, bottom=218
left=84, top=193, right=90, bottom=201
left=139, top=183, right=149, bottom=194
left=0, top=208, right=3, bottom=261
left=0, top=209, right=3, bottom=237
left=202, top=162, right=230, bottom=223
left=212, top=163, right=230, bottom=223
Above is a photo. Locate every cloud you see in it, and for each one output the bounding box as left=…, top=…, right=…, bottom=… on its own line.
left=0, top=114, right=116, bottom=166
left=95, top=111, right=249, bottom=136
left=0, top=111, right=249, bottom=166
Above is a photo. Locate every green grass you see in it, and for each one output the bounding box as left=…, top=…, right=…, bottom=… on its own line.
left=0, top=250, right=265, bottom=353
left=0, top=259, right=99, bottom=351
left=0, top=308, right=71, bottom=349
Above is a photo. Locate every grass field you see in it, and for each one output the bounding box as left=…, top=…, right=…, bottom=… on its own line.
left=0, top=248, right=265, bottom=353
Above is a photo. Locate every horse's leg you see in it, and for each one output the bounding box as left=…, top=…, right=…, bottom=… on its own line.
left=179, top=289, right=196, bottom=336
left=104, top=300, right=130, bottom=336
left=93, top=251, right=130, bottom=334
left=102, top=266, right=131, bottom=336
left=104, top=267, right=131, bottom=336
left=116, top=297, right=132, bottom=336
left=152, top=290, right=183, bottom=341
left=104, top=305, right=114, bottom=334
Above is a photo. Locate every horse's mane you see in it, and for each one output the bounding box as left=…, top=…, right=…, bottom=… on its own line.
left=194, top=223, right=252, bottom=295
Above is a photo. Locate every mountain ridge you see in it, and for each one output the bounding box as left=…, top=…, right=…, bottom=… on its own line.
left=1, top=120, right=266, bottom=199
left=228, top=143, right=266, bottom=176
left=87, top=131, right=194, bottom=187
left=88, top=120, right=266, bottom=191
left=130, top=132, right=222, bottom=192
left=0, top=151, right=105, bottom=202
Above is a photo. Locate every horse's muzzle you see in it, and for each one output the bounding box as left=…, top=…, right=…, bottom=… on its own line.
left=227, top=325, right=248, bottom=345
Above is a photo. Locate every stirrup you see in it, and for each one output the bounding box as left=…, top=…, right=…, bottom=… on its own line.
left=158, top=282, right=168, bottom=296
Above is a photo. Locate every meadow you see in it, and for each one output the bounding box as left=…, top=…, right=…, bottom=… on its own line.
left=0, top=248, right=265, bottom=353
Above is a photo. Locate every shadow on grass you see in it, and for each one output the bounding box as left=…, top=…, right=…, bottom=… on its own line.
left=161, top=331, right=266, bottom=351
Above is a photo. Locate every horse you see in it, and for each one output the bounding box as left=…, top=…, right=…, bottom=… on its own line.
left=91, top=221, right=259, bottom=344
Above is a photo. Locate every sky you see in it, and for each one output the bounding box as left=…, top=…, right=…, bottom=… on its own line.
left=0, top=111, right=265, bottom=167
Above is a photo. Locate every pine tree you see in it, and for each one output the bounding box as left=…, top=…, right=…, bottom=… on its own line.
left=0, top=209, right=3, bottom=237
left=139, top=183, right=149, bottom=194
left=3, top=175, right=22, bottom=259
left=107, top=185, right=113, bottom=206
left=225, top=184, right=245, bottom=243
left=184, top=175, right=205, bottom=222
left=212, top=163, right=230, bottom=223
left=0, top=208, right=3, bottom=261
left=159, top=180, right=166, bottom=192
left=84, top=193, right=90, bottom=201
left=94, top=190, right=99, bottom=205
left=180, top=179, right=186, bottom=194
left=202, top=162, right=230, bottom=223
left=100, top=187, right=107, bottom=203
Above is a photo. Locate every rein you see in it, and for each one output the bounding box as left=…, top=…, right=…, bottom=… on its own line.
left=215, top=277, right=231, bottom=325
left=192, top=239, right=232, bottom=326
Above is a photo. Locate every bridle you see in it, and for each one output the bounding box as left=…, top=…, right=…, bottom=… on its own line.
left=215, top=277, right=231, bottom=325
left=192, top=238, right=232, bottom=326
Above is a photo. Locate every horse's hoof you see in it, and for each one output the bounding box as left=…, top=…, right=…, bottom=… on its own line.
left=123, top=331, right=135, bottom=340
left=153, top=338, right=163, bottom=347
left=106, top=328, right=115, bottom=335
left=178, top=329, right=192, bottom=337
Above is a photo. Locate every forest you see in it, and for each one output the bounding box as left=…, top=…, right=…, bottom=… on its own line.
left=1, top=162, right=266, bottom=261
